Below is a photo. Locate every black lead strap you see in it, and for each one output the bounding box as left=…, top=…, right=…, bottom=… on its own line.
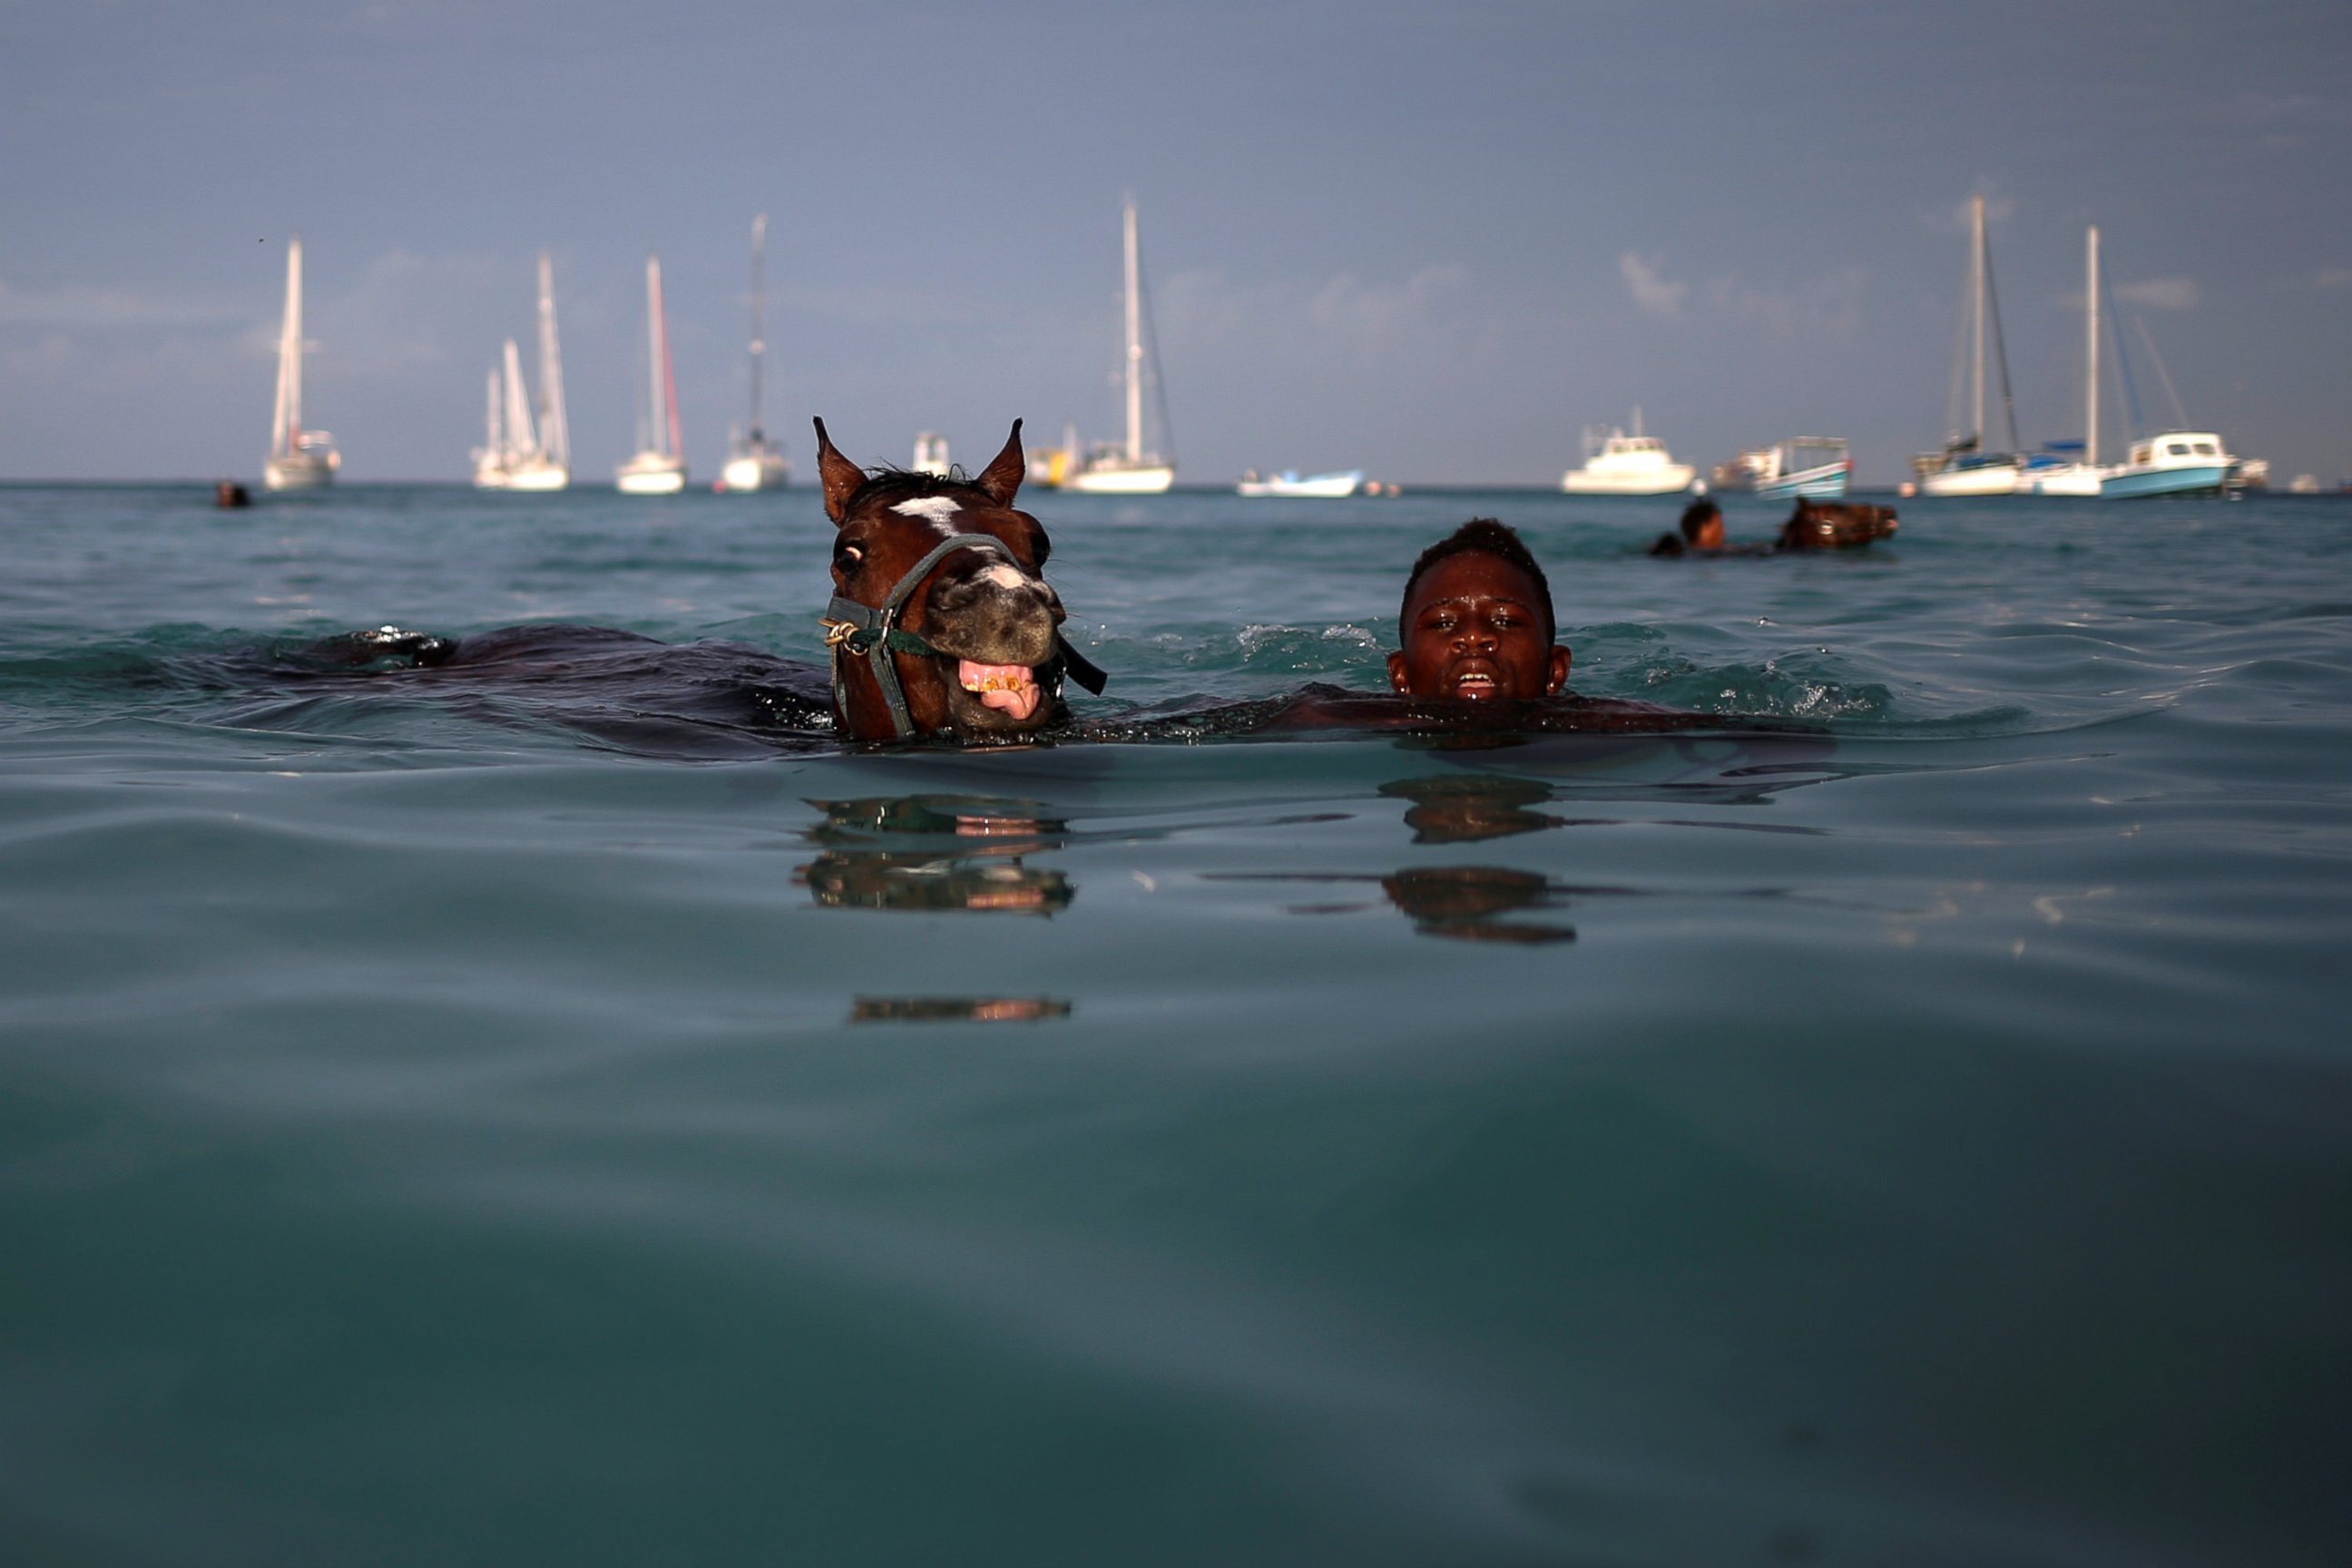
left=819, top=533, right=1107, bottom=739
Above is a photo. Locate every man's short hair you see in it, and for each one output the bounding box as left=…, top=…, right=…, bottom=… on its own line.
left=1399, top=519, right=1556, bottom=642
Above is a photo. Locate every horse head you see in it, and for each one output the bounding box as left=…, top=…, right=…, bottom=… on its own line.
left=1779, top=499, right=1899, bottom=550
left=815, top=416, right=1104, bottom=743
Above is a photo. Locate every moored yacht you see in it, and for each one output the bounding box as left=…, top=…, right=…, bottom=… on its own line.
left=1060, top=199, right=1175, bottom=494
left=718, top=215, right=790, bottom=493
left=616, top=253, right=687, bottom=495
left=263, top=234, right=339, bottom=490
left=1560, top=411, right=1697, bottom=495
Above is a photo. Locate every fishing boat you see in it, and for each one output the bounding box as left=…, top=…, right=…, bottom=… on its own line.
left=1560, top=411, right=1697, bottom=495
left=1917, top=195, right=2022, bottom=497
left=1061, top=199, right=1175, bottom=494
left=615, top=253, right=687, bottom=495
left=1236, top=469, right=1363, bottom=498
left=911, top=433, right=951, bottom=477
left=719, top=216, right=789, bottom=493
left=1714, top=437, right=1850, bottom=500
left=262, top=234, right=338, bottom=490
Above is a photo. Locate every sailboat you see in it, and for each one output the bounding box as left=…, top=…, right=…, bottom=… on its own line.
left=473, top=253, right=571, bottom=490
left=1061, top=198, right=1175, bottom=494
left=1916, top=194, right=2022, bottom=497
left=615, top=252, right=687, bottom=495
left=2018, top=226, right=2108, bottom=497
left=720, top=215, right=790, bottom=493
left=262, top=234, right=339, bottom=490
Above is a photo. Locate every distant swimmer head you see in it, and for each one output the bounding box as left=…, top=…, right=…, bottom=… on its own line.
left=1680, top=498, right=1725, bottom=551
left=1387, top=519, right=1570, bottom=702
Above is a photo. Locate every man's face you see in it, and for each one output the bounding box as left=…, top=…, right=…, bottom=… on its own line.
left=1387, top=551, right=1570, bottom=701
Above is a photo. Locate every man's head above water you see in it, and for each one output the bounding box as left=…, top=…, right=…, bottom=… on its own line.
left=1388, top=519, right=1571, bottom=701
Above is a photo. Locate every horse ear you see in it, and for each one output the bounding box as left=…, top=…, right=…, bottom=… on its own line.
left=814, top=416, right=865, bottom=524
left=973, top=419, right=1025, bottom=507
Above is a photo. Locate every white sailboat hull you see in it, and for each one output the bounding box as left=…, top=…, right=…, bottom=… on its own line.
left=1560, top=467, right=1697, bottom=495
left=1919, top=461, right=2020, bottom=497
left=616, top=452, right=687, bottom=495
left=1063, top=462, right=1174, bottom=495
left=263, top=453, right=336, bottom=491
left=2018, top=463, right=2103, bottom=497
left=504, top=460, right=568, bottom=492
left=720, top=452, right=790, bottom=492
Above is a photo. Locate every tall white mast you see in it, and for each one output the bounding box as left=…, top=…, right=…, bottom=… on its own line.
left=2085, top=224, right=2101, bottom=467
left=1969, top=194, right=1985, bottom=446
left=485, top=365, right=503, bottom=459
left=747, top=214, right=768, bottom=442
left=644, top=255, right=668, bottom=458
left=272, top=235, right=305, bottom=456
left=1122, top=198, right=1142, bottom=464
left=536, top=250, right=568, bottom=468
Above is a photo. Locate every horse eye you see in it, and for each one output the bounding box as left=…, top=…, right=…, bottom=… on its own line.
left=834, top=542, right=864, bottom=573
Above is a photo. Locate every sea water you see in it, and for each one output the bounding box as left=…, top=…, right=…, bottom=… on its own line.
left=1, top=481, right=2347, bottom=1565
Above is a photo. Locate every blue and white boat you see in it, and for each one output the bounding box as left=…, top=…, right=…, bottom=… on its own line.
left=2102, top=432, right=2232, bottom=499
left=1720, top=437, right=1851, bottom=500
left=1236, top=469, right=1363, bottom=498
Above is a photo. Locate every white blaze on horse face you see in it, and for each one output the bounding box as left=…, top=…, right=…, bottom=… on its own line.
left=890, top=497, right=965, bottom=524
left=975, top=563, right=1030, bottom=591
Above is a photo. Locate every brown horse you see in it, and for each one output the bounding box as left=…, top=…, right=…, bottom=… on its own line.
left=815, top=416, right=1105, bottom=743
left=1779, top=498, right=1899, bottom=549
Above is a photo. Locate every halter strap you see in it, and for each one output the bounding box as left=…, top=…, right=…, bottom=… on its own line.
left=818, top=532, right=1105, bottom=740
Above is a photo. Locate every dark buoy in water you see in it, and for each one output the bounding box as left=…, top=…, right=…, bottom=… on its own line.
left=214, top=480, right=250, bottom=508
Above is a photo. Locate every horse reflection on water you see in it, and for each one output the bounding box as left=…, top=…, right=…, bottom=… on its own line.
left=797, top=796, right=1073, bottom=916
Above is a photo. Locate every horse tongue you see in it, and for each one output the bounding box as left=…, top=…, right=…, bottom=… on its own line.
left=957, top=660, right=1041, bottom=720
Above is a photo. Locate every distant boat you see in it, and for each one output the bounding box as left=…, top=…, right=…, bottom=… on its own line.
left=474, top=253, right=570, bottom=493
left=1236, top=469, right=1363, bottom=498
left=2019, top=225, right=2106, bottom=497
left=1561, top=410, right=1697, bottom=495
left=1714, top=437, right=1850, bottom=500
left=1061, top=199, right=1175, bottom=494
left=2102, top=432, right=2232, bottom=499
left=719, top=215, right=789, bottom=493
left=615, top=253, right=687, bottom=495
left=1917, top=195, right=2022, bottom=497
left=911, top=432, right=951, bottom=477
left=263, top=234, right=338, bottom=490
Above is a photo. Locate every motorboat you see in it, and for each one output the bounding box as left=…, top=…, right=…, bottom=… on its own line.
left=2102, top=432, right=2232, bottom=498
left=1236, top=469, right=1362, bottom=497
left=911, top=432, right=951, bottom=477
left=1714, top=437, right=1849, bottom=500
left=1561, top=411, right=1697, bottom=495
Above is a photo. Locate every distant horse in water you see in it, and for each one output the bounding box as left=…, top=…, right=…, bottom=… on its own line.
left=1778, top=497, right=1898, bottom=549
left=814, top=416, right=1103, bottom=743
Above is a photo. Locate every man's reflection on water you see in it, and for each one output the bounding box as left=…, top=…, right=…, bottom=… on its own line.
left=795, top=795, right=1073, bottom=916
left=1380, top=865, right=1578, bottom=944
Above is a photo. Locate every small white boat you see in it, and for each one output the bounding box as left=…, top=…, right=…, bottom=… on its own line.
left=616, top=253, right=687, bottom=495
left=2018, top=225, right=2107, bottom=498
left=1061, top=199, right=1175, bottom=494
left=718, top=215, right=789, bottom=493
left=263, top=234, right=339, bottom=490
left=2102, top=432, right=2232, bottom=499
left=911, top=432, right=951, bottom=477
left=1922, top=449, right=2023, bottom=496
left=1561, top=411, right=1696, bottom=495
left=1236, top=469, right=1362, bottom=498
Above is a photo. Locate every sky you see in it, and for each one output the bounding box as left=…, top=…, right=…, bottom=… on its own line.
left=3, top=0, right=2348, bottom=487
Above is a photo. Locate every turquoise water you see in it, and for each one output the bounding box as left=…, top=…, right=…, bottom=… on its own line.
left=3, top=482, right=2347, bottom=1565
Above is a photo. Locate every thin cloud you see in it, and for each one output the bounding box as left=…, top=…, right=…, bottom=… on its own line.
left=2114, top=278, right=2198, bottom=310
left=0, top=279, right=244, bottom=330
left=1618, top=252, right=1687, bottom=318
left=2317, top=268, right=2352, bottom=289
